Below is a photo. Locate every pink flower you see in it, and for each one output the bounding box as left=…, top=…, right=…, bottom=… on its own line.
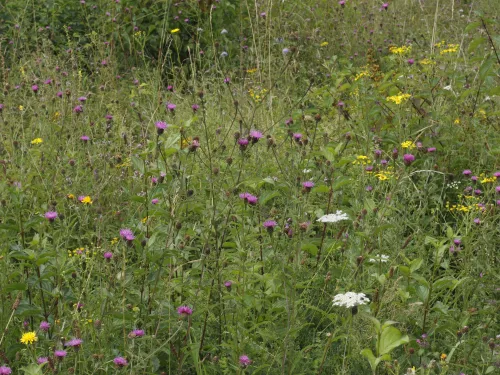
left=239, top=355, right=251, bottom=367
left=177, top=305, right=193, bottom=316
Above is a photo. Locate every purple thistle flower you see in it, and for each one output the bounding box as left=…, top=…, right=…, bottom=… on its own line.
left=403, top=154, right=415, bottom=166
left=105, top=114, right=113, bottom=121
left=247, top=195, right=258, bottom=205
left=113, top=357, right=128, bottom=367
left=223, top=77, right=230, bottom=84
left=224, top=281, right=232, bottom=291
left=32, top=85, right=39, bottom=93
left=40, top=321, right=50, bottom=331
left=177, top=305, right=193, bottom=316
left=73, top=105, right=83, bottom=113
left=78, top=96, right=87, bottom=102
left=471, top=175, right=478, bottom=182
left=239, top=355, right=251, bottom=367
left=37, top=357, right=48, bottom=364
left=474, top=189, right=482, bottom=195
left=167, top=85, right=174, bottom=92
left=382, top=2, right=389, bottom=10
left=80, top=135, right=90, bottom=142
left=374, top=149, right=382, bottom=158
left=473, top=218, right=481, bottom=225
left=407, top=59, right=415, bottom=65
left=495, top=186, right=500, bottom=194
left=151, top=198, right=159, bottom=205
left=155, top=121, right=168, bottom=135
left=104, top=252, right=113, bottom=260
left=427, top=147, right=436, bottom=153
left=365, top=165, right=374, bottom=172
left=54, top=350, right=67, bottom=358
left=44, top=79, right=52, bottom=85
left=249, top=130, right=263, bottom=143
left=56, top=91, right=63, bottom=98
left=65, top=338, right=83, bottom=348
left=119, top=228, right=133, bottom=239
left=129, top=329, right=145, bottom=338
left=166, top=103, right=176, bottom=112
left=263, top=220, right=277, bottom=228
left=366, top=185, right=373, bottom=191
left=302, top=181, right=314, bottom=192
left=0, top=366, right=12, bottom=375
left=494, top=171, right=500, bottom=179
left=192, top=104, right=200, bottom=112
left=238, top=138, right=249, bottom=150
left=338, top=0, right=345, bottom=6
left=285, top=117, right=293, bottom=126
left=293, top=133, right=302, bottom=141
left=45, top=211, right=58, bottom=222
left=463, top=169, right=472, bottom=176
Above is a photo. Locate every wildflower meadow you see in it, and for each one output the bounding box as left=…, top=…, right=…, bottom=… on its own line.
left=0, top=0, right=499, bottom=374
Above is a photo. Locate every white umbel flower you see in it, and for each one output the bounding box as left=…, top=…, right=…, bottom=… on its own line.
left=317, top=210, right=349, bottom=223
left=369, top=254, right=389, bottom=263
left=332, top=292, right=370, bottom=308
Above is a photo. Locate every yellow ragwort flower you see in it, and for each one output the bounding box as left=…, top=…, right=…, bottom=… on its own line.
left=320, top=41, right=329, bottom=47
left=31, top=138, right=43, bottom=145
left=171, top=28, right=180, bottom=34
left=20, top=331, right=38, bottom=345
left=454, top=118, right=460, bottom=124
left=401, top=141, right=416, bottom=149
left=386, top=92, right=411, bottom=105
left=389, top=45, right=411, bottom=55
left=67, top=194, right=75, bottom=199
left=440, top=353, right=447, bottom=361
left=81, top=196, right=93, bottom=204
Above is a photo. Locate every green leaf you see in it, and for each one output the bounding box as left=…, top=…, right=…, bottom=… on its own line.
left=379, top=325, right=409, bottom=355
left=260, top=191, right=280, bottom=206
left=3, top=283, right=27, bottom=293
left=360, top=348, right=377, bottom=372
left=21, top=364, right=45, bottom=375
left=479, top=57, right=494, bottom=81
left=131, top=156, right=145, bottom=174
left=312, top=185, right=330, bottom=193
left=464, top=21, right=481, bottom=32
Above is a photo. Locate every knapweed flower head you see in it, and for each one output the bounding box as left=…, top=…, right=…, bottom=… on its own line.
left=403, top=154, right=415, bottom=166
left=37, top=357, right=48, bottom=365
left=20, top=331, right=38, bottom=345
left=293, top=133, right=302, bottom=141
left=129, top=329, right=145, bottom=338
left=151, top=198, right=159, bottom=205
left=0, top=366, right=12, bottom=375
left=249, top=130, right=263, bottom=143
left=332, top=292, right=370, bottom=308
left=239, top=192, right=258, bottom=205
left=65, top=338, right=83, bottom=348
left=463, top=169, right=472, bottom=176
left=40, top=321, right=50, bottom=331
left=44, top=211, right=58, bottom=222
left=302, top=181, right=314, bottom=192
left=239, top=355, right=251, bottom=367
left=192, top=104, right=200, bottom=112
left=166, top=102, right=176, bottom=112
left=114, top=357, right=128, bottom=367
left=263, top=220, right=277, bottom=228
left=32, top=84, right=39, bottom=92
left=80, top=135, right=90, bottom=142
left=177, top=305, right=193, bottom=316
left=317, top=210, right=349, bottom=223
left=155, top=121, right=168, bottom=135
left=54, top=350, right=67, bottom=358
left=78, top=96, right=87, bottom=102
left=73, top=105, right=83, bottom=113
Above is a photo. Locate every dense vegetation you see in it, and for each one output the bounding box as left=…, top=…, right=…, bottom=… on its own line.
left=0, top=0, right=499, bottom=374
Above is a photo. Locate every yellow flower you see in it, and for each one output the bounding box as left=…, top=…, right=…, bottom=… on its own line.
left=440, top=353, right=447, bottom=361
left=386, top=92, right=411, bottom=105
left=246, top=68, right=257, bottom=74
left=480, top=177, right=495, bottom=183
left=67, top=194, right=75, bottom=199
left=401, top=141, right=416, bottom=149
left=354, top=71, right=368, bottom=81
left=320, top=41, right=329, bottom=47
left=171, top=28, right=180, bottom=34
left=81, top=196, right=93, bottom=204
left=19, top=105, right=24, bottom=111
left=20, top=331, right=38, bottom=345
left=420, top=58, right=435, bottom=65
left=52, top=111, right=61, bottom=121
left=110, top=237, right=119, bottom=245
left=141, top=216, right=148, bottom=224
left=454, top=118, right=460, bottom=124
left=389, top=45, right=411, bottom=55
left=31, top=138, right=43, bottom=145
left=181, top=137, right=192, bottom=150
left=375, top=173, right=388, bottom=181
left=440, top=44, right=458, bottom=55
left=132, top=306, right=140, bottom=312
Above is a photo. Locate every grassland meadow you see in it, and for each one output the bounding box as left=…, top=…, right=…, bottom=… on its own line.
left=0, top=0, right=499, bottom=374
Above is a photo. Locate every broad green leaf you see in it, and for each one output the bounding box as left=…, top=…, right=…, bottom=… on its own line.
left=379, top=325, right=409, bottom=355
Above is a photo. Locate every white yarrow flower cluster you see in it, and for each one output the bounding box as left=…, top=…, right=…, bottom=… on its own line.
left=332, top=292, right=370, bottom=308
left=369, top=254, right=390, bottom=263
left=317, top=210, right=349, bottom=223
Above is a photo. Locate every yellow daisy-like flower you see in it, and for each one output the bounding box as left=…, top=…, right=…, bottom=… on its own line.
left=246, top=68, right=257, bottom=74
left=19, top=105, right=24, bottom=111
left=31, top=138, right=43, bottom=145
left=389, top=45, right=411, bottom=55
left=81, top=196, right=93, bottom=204
left=454, top=118, right=460, bottom=124
left=440, top=353, right=447, bottom=361
left=20, top=331, right=38, bottom=345
left=401, top=141, right=416, bottom=149
left=320, top=41, right=329, bottom=47
left=386, top=92, right=411, bottom=105
left=480, top=177, right=496, bottom=184
left=171, top=28, right=180, bottom=34
left=110, top=237, right=119, bottom=245
left=141, top=216, right=148, bottom=224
